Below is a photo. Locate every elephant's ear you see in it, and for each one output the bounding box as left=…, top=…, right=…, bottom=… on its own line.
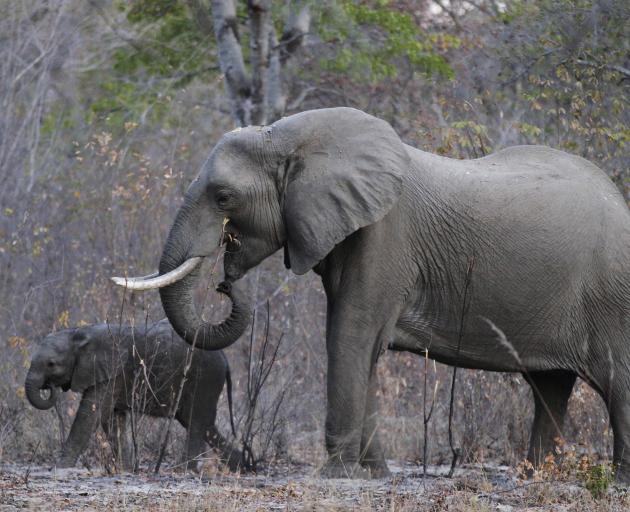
left=70, top=326, right=122, bottom=393
left=273, top=108, right=409, bottom=274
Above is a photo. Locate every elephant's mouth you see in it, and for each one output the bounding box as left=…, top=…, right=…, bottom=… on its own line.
left=40, top=385, right=55, bottom=399
left=44, top=371, right=72, bottom=392
left=224, top=232, right=242, bottom=252
left=224, top=237, right=245, bottom=282
left=49, top=377, right=71, bottom=392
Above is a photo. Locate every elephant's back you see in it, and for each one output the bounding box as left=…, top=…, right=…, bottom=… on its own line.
left=407, top=143, right=630, bottom=302
left=408, top=144, right=616, bottom=189
left=478, top=145, right=618, bottom=189
left=134, top=323, right=228, bottom=378
left=409, top=143, right=628, bottom=222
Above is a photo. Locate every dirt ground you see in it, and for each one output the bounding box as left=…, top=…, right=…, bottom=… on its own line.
left=1, top=460, right=628, bottom=511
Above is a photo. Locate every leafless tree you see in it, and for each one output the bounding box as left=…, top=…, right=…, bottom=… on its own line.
left=192, top=0, right=310, bottom=126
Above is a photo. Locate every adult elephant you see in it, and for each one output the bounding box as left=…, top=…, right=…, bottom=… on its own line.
left=113, top=108, right=630, bottom=481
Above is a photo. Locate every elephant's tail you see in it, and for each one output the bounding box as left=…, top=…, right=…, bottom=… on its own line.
left=226, top=367, right=236, bottom=437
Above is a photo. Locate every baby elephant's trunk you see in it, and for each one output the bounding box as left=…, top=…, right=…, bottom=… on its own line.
left=25, top=368, right=57, bottom=410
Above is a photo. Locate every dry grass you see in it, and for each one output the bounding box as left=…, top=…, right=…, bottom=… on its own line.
left=2, top=460, right=628, bottom=511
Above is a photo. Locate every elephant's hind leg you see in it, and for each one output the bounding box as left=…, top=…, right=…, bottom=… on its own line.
left=591, top=356, right=630, bottom=483
left=608, top=395, right=630, bottom=483
left=608, top=323, right=630, bottom=483
left=524, top=370, right=576, bottom=470
left=585, top=322, right=630, bottom=483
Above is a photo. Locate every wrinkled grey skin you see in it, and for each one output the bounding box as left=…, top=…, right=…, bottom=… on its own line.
left=26, top=319, right=242, bottom=472
left=156, top=107, right=630, bottom=480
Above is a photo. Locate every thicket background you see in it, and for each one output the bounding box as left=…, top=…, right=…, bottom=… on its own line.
left=1, top=0, right=628, bottom=473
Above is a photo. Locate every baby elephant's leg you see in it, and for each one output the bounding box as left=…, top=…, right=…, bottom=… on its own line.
left=101, top=410, right=133, bottom=472
left=205, top=426, right=243, bottom=471
left=58, top=386, right=107, bottom=468
left=184, top=424, right=207, bottom=472
left=175, top=408, right=207, bottom=472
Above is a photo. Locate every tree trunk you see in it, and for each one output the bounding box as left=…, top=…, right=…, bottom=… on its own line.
left=199, top=0, right=310, bottom=127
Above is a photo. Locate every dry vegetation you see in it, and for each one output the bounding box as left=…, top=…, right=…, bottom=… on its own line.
left=0, top=0, right=628, bottom=509
left=2, top=461, right=630, bottom=511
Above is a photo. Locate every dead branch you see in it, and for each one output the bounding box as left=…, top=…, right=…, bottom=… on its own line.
left=423, top=349, right=439, bottom=480
left=447, top=258, right=475, bottom=478
left=239, top=301, right=285, bottom=470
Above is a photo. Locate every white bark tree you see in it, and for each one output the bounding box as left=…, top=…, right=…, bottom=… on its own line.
left=194, top=0, right=310, bottom=126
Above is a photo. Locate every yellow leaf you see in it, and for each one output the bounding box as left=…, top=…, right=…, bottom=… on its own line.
left=8, top=336, right=26, bottom=348
left=57, top=310, right=70, bottom=329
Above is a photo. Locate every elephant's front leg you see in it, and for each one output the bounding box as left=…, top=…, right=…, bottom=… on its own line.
left=57, top=386, right=107, bottom=468
left=321, top=319, right=377, bottom=478
left=359, top=370, right=390, bottom=478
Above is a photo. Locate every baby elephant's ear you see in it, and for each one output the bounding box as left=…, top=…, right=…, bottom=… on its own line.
left=70, top=327, right=120, bottom=393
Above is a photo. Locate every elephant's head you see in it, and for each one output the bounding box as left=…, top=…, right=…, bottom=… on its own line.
left=113, top=107, right=410, bottom=350
left=25, top=325, right=116, bottom=409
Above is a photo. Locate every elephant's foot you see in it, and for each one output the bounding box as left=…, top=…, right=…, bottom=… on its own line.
left=361, top=459, right=391, bottom=479
left=320, top=459, right=371, bottom=479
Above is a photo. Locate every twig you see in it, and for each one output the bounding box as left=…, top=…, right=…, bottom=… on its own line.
left=448, top=258, right=475, bottom=478
left=575, top=59, right=630, bottom=79
left=23, top=441, right=40, bottom=488
left=129, top=341, right=144, bottom=473
left=54, top=400, right=66, bottom=446
left=155, top=330, right=197, bottom=474
left=423, top=349, right=438, bottom=481
left=154, top=236, right=227, bottom=474
left=240, top=301, right=286, bottom=470
left=499, top=49, right=556, bottom=87
left=480, top=317, right=565, bottom=446
left=287, top=87, right=315, bottom=111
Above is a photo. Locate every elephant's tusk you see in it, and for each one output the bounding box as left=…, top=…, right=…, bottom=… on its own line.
left=111, top=257, right=203, bottom=291
left=122, top=271, right=160, bottom=282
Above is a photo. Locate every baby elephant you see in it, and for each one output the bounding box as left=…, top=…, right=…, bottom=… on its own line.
left=25, top=319, right=242, bottom=472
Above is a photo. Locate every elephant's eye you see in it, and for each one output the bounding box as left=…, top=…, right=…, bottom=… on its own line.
left=215, top=190, right=233, bottom=208
left=47, top=361, right=55, bottom=368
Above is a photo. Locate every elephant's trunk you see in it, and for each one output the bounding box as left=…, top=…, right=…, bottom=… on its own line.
left=25, top=368, right=58, bottom=410
left=158, top=203, right=251, bottom=350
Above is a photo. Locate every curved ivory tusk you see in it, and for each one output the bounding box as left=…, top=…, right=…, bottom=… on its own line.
left=121, top=271, right=160, bottom=282
left=110, top=257, right=203, bottom=291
